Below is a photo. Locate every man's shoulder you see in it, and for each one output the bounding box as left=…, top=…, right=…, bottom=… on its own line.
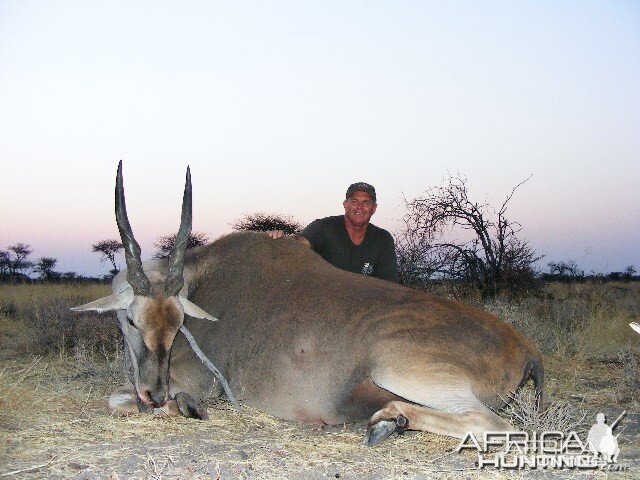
left=300, top=216, right=343, bottom=247
left=367, top=223, right=394, bottom=242
left=305, top=215, right=343, bottom=229
left=318, top=215, right=343, bottom=224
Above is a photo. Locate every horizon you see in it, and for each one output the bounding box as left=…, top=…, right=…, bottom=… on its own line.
left=1, top=1, right=638, bottom=277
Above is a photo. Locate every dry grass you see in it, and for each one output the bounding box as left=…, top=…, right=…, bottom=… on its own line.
left=1, top=282, right=639, bottom=478
left=0, top=283, right=110, bottom=308
left=0, top=283, right=119, bottom=357
left=0, top=356, right=469, bottom=479
left=616, top=350, right=640, bottom=404
left=483, top=281, right=640, bottom=359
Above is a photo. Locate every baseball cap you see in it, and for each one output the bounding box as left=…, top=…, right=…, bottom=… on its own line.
left=346, top=182, right=376, bottom=203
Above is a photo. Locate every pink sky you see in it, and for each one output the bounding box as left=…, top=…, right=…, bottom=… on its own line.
left=1, top=1, right=638, bottom=276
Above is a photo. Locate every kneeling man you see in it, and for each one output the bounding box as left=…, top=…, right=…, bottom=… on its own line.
left=268, top=182, right=398, bottom=282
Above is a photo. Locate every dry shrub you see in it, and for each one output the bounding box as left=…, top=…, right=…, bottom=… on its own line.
left=502, top=389, right=589, bottom=435
left=0, top=283, right=120, bottom=357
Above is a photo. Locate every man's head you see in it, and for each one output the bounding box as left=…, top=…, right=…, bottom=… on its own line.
left=343, top=182, right=377, bottom=228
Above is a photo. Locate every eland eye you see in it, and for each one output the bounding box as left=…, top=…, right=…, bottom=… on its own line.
left=126, top=317, right=135, bottom=327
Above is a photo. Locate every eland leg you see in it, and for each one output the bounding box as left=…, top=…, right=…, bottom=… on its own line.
left=108, top=385, right=148, bottom=415
left=364, top=364, right=513, bottom=445
left=364, top=400, right=512, bottom=445
left=107, top=385, right=208, bottom=419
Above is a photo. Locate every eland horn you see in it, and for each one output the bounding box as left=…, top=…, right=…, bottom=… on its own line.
left=115, top=160, right=151, bottom=296
left=164, top=166, right=192, bottom=296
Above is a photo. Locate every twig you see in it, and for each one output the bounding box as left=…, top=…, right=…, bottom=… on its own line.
left=425, top=467, right=480, bottom=473
left=179, top=325, right=240, bottom=409
left=145, top=453, right=165, bottom=480
left=80, top=384, right=94, bottom=415
left=0, top=456, right=57, bottom=477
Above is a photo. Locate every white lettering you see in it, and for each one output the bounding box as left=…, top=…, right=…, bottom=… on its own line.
left=484, top=432, right=507, bottom=452
left=478, top=454, right=501, bottom=468
left=456, top=432, right=481, bottom=453
left=563, top=431, right=586, bottom=453
left=505, top=432, right=529, bottom=454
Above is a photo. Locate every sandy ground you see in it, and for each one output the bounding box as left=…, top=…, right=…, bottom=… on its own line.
left=0, top=354, right=638, bottom=480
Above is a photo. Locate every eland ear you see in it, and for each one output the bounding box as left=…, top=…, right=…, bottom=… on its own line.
left=71, top=291, right=133, bottom=313
left=179, top=296, right=218, bottom=321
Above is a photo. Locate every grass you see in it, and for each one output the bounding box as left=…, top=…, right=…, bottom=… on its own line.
left=1, top=281, right=639, bottom=478
left=0, top=283, right=119, bottom=357
left=482, top=281, right=640, bottom=358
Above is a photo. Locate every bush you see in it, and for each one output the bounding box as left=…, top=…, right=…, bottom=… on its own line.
left=232, top=212, right=302, bottom=234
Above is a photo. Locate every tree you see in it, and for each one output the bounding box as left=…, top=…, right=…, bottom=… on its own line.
left=34, top=257, right=60, bottom=280
left=547, top=260, right=584, bottom=279
left=608, top=271, right=623, bottom=281
left=92, top=239, right=123, bottom=274
left=61, top=271, right=79, bottom=281
left=153, top=232, right=209, bottom=259
left=232, top=212, right=302, bottom=234
left=623, top=265, right=636, bottom=281
left=0, top=250, right=9, bottom=276
left=3, top=243, right=34, bottom=278
left=398, top=175, right=541, bottom=297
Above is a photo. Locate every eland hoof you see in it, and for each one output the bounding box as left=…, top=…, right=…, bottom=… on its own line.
left=363, top=420, right=397, bottom=446
left=363, top=414, right=408, bottom=446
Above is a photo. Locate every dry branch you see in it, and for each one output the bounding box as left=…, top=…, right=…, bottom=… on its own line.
left=179, top=325, right=239, bottom=408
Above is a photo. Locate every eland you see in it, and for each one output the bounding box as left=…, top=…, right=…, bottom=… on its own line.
left=73, top=162, right=543, bottom=445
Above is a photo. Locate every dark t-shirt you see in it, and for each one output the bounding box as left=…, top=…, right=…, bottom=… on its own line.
left=300, top=215, right=398, bottom=281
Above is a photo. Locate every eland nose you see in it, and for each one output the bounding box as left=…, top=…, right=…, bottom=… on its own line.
left=149, top=389, right=167, bottom=407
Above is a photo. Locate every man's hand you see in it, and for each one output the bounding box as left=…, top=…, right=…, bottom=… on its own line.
left=265, top=231, right=311, bottom=248
left=266, top=230, right=286, bottom=239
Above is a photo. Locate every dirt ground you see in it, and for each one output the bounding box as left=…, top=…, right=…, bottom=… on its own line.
left=1, top=353, right=638, bottom=479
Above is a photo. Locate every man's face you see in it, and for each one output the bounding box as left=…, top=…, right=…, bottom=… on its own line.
left=343, top=191, right=377, bottom=227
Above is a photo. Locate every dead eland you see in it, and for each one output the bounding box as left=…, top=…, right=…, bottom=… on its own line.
left=73, top=162, right=543, bottom=445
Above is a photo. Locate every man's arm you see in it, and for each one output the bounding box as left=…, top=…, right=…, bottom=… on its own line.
left=266, top=230, right=311, bottom=247
left=294, top=234, right=311, bottom=247
left=268, top=217, right=329, bottom=254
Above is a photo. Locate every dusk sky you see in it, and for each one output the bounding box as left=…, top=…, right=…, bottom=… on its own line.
left=1, top=1, right=638, bottom=277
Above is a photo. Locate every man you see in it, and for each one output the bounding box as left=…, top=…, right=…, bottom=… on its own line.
left=268, top=182, right=398, bottom=281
